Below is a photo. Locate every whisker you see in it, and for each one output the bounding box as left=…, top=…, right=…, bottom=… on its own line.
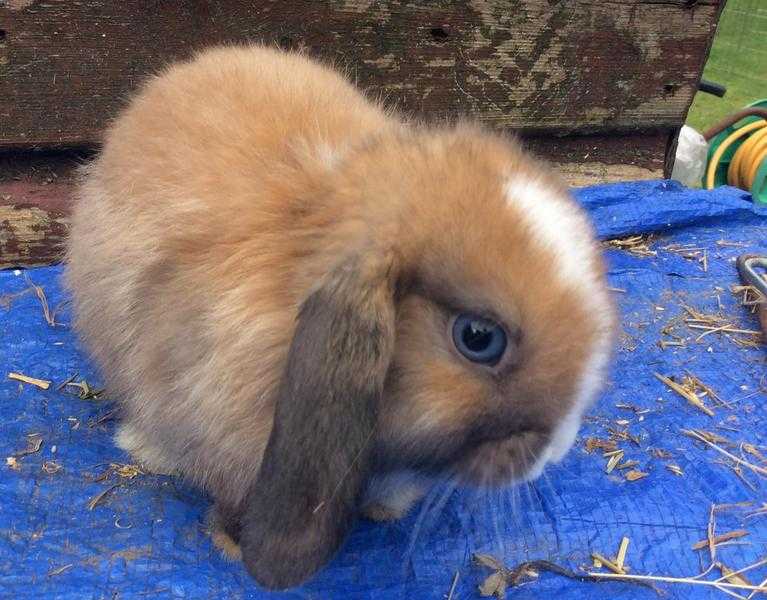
left=402, top=482, right=444, bottom=573
left=508, top=463, right=522, bottom=528
left=520, top=454, right=536, bottom=510
left=523, top=442, right=546, bottom=510
left=491, top=487, right=507, bottom=555
left=423, top=475, right=460, bottom=531
left=540, top=468, right=558, bottom=498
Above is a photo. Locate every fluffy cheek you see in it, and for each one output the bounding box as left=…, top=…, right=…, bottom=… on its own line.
left=541, top=336, right=613, bottom=465
left=377, top=363, right=486, bottom=455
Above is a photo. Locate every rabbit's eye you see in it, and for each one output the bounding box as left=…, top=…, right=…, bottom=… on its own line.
left=452, top=314, right=507, bottom=366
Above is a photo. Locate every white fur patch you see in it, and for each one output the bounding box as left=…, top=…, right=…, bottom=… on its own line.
left=505, top=177, right=613, bottom=468
left=548, top=340, right=611, bottom=462
left=115, top=423, right=176, bottom=475
left=315, top=142, right=341, bottom=169
left=504, top=179, right=600, bottom=301
left=524, top=444, right=552, bottom=482
left=362, top=470, right=431, bottom=517
left=522, top=338, right=611, bottom=480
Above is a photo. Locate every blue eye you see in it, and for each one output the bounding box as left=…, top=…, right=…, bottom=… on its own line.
left=452, top=314, right=508, bottom=366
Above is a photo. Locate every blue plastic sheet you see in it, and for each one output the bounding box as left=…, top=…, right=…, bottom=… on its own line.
left=1, top=180, right=765, bottom=599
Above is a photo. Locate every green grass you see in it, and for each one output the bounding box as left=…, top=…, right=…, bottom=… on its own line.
left=686, top=0, right=767, bottom=133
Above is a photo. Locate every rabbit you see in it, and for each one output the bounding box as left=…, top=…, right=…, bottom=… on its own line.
left=65, top=44, right=616, bottom=590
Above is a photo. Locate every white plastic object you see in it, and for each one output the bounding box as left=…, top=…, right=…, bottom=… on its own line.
left=672, top=125, right=709, bottom=187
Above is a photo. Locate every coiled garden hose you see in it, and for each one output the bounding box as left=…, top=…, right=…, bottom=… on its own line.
left=702, top=104, right=767, bottom=205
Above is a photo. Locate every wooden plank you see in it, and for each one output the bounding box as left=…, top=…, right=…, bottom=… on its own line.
left=0, top=0, right=723, bottom=148
left=0, top=1, right=726, bottom=267
left=526, top=130, right=670, bottom=185
left=0, top=182, right=71, bottom=268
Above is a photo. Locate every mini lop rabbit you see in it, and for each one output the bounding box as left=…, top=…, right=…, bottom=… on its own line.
left=66, top=45, right=615, bottom=589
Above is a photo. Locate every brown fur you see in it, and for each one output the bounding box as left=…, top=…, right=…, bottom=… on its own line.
left=65, top=45, right=615, bottom=589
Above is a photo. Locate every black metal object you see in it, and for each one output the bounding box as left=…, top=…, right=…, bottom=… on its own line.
left=737, top=255, right=767, bottom=298
left=698, top=79, right=727, bottom=97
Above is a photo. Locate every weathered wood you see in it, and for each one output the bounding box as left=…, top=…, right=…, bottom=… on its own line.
left=0, top=0, right=722, bottom=148
left=0, top=0, right=725, bottom=268
left=526, top=130, right=671, bottom=184
left=0, top=182, right=71, bottom=268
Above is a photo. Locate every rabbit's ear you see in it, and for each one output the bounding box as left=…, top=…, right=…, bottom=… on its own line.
left=240, top=253, right=397, bottom=590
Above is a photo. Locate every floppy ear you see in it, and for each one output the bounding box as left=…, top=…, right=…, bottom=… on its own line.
left=240, top=253, right=397, bottom=590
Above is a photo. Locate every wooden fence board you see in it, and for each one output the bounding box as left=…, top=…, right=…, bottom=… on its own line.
left=0, top=1, right=721, bottom=146
left=0, top=0, right=724, bottom=267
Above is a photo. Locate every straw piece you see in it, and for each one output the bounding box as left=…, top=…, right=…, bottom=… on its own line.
left=8, top=372, right=51, bottom=390
left=587, top=571, right=767, bottom=592
left=654, top=372, right=714, bottom=416
left=615, top=538, right=630, bottom=572
left=624, top=470, right=649, bottom=482
left=692, top=530, right=749, bottom=550
left=591, top=553, right=626, bottom=575
left=682, top=429, right=767, bottom=477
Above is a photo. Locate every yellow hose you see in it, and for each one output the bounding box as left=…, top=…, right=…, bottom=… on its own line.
left=748, top=147, right=767, bottom=186
left=705, top=119, right=767, bottom=190
left=729, top=125, right=767, bottom=188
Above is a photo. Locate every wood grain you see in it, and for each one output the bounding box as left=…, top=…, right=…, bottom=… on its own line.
left=0, top=182, right=72, bottom=268
left=0, top=0, right=725, bottom=267
left=0, top=0, right=722, bottom=147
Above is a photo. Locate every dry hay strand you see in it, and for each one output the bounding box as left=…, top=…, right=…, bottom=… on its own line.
left=592, top=537, right=632, bottom=575
left=13, top=434, right=43, bottom=458
left=87, top=463, right=145, bottom=510
left=682, top=429, right=767, bottom=478
left=87, top=483, right=123, bottom=511
left=741, top=444, right=767, bottom=464
left=731, top=285, right=766, bottom=312
left=616, top=460, right=640, bottom=470
left=585, top=438, right=618, bottom=454
left=683, top=372, right=733, bottom=409
left=62, top=379, right=105, bottom=400
left=591, top=552, right=626, bottom=574
left=47, top=564, right=74, bottom=577
left=661, top=243, right=708, bottom=272
left=23, top=274, right=57, bottom=327
left=473, top=553, right=661, bottom=598
left=654, top=372, right=715, bottom=416
left=605, top=451, right=624, bottom=473
left=624, top=469, right=649, bottom=482
left=591, top=504, right=766, bottom=599
left=446, top=571, right=460, bottom=600
left=588, top=568, right=767, bottom=597
left=110, top=463, right=144, bottom=479
left=603, top=235, right=657, bottom=257
left=7, top=372, right=51, bottom=390
left=745, top=504, right=767, bottom=520
left=41, top=461, right=62, bottom=475
left=607, top=427, right=642, bottom=447
left=615, top=537, right=630, bottom=573
left=681, top=304, right=764, bottom=346
left=692, top=530, right=749, bottom=551
left=666, top=464, right=685, bottom=476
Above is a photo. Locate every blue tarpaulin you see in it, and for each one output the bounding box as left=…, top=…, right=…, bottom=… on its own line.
left=1, top=180, right=765, bottom=599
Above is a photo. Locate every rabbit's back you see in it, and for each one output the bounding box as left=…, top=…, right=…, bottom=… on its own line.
left=65, top=45, right=390, bottom=502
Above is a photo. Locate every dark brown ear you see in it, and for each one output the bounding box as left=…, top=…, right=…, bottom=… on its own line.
left=240, top=254, right=397, bottom=590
